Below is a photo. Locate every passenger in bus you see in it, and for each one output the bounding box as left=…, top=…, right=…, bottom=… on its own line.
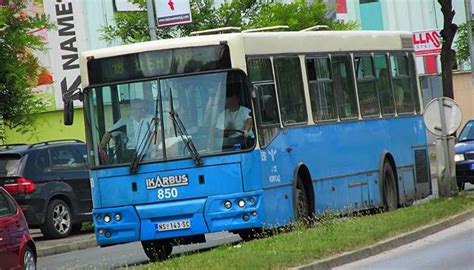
left=216, top=89, right=254, bottom=147
left=99, top=98, right=155, bottom=161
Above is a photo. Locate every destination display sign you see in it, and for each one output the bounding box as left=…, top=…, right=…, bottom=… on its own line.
left=87, top=45, right=230, bottom=85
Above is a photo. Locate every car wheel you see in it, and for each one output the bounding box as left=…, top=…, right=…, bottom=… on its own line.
left=22, top=245, right=36, bottom=270
left=141, top=240, right=172, bottom=261
left=41, top=199, right=72, bottom=239
left=458, top=182, right=465, bottom=191
left=382, top=162, right=398, bottom=211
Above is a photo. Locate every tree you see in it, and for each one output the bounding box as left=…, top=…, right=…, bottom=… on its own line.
left=0, top=0, right=53, bottom=136
left=438, top=0, right=457, bottom=99
left=437, top=0, right=458, bottom=198
left=100, top=0, right=357, bottom=44
left=246, top=0, right=357, bottom=31
left=454, top=22, right=473, bottom=65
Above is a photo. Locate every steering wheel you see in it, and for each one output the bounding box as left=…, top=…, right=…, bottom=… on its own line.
left=224, top=129, right=245, bottom=137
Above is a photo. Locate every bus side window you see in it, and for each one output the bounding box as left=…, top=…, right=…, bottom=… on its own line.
left=273, top=57, right=308, bottom=125
left=354, top=54, right=379, bottom=117
left=331, top=55, right=358, bottom=119
left=390, top=53, right=415, bottom=114
left=247, top=58, right=280, bottom=147
left=305, top=56, right=337, bottom=122
left=374, top=53, right=395, bottom=116
left=408, top=54, right=421, bottom=113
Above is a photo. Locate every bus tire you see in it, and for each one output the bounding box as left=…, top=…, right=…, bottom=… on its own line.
left=237, top=229, right=261, bottom=241
left=382, top=162, right=398, bottom=211
left=141, top=240, right=172, bottom=261
left=294, top=176, right=310, bottom=224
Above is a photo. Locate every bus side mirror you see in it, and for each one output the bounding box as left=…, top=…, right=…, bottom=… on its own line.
left=64, top=100, right=74, bottom=126
left=63, top=88, right=83, bottom=125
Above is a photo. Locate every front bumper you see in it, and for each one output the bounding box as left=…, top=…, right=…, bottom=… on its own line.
left=456, top=160, right=474, bottom=184
left=93, top=191, right=264, bottom=246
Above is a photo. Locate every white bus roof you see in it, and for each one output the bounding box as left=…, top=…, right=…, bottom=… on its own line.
left=80, top=31, right=413, bottom=87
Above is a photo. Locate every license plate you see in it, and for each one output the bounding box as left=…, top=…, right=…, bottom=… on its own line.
left=157, top=220, right=191, bottom=232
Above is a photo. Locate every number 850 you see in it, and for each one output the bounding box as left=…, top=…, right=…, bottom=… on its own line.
left=158, top=188, right=178, bottom=199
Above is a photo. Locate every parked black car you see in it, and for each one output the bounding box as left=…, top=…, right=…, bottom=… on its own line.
left=0, top=140, right=91, bottom=239
left=455, top=119, right=474, bottom=191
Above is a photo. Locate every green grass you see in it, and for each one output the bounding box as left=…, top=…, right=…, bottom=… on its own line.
left=141, top=193, right=474, bottom=270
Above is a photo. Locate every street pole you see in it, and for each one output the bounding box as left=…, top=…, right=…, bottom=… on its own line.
left=146, top=0, right=157, bottom=40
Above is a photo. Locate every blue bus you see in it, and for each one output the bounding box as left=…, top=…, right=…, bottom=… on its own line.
left=68, top=30, right=431, bottom=260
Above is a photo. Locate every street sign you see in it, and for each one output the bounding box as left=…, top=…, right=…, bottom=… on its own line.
left=412, top=30, right=442, bottom=56
left=423, top=97, right=463, bottom=137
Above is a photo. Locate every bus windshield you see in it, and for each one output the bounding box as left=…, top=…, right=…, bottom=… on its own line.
left=86, top=70, right=255, bottom=167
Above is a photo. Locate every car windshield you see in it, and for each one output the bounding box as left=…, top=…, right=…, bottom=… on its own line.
left=85, top=70, right=255, bottom=167
left=0, top=155, right=22, bottom=176
left=458, top=121, right=474, bottom=142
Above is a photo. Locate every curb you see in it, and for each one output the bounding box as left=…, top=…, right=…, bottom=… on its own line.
left=37, top=237, right=97, bottom=258
left=294, top=209, right=474, bottom=270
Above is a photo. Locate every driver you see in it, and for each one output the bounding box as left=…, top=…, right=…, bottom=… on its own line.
left=216, top=89, right=253, bottom=139
left=99, top=98, right=155, bottom=156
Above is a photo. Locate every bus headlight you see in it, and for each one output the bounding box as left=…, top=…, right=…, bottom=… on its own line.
left=454, top=154, right=465, bottom=162
left=224, top=201, right=232, bottom=209
left=238, top=199, right=246, bottom=208
left=114, top=214, right=121, bottom=221
left=104, top=215, right=112, bottom=223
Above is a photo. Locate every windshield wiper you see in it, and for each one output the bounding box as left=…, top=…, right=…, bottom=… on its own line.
left=169, top=110, right=203, bottom=166
left=129, top=99, right=160, bottom=174
left=129, top=117, right=158, bottom=174
left=168, top=88, right=203, bottom=166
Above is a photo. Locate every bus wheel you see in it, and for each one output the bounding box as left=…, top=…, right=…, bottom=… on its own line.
left=237, top=229, right=261, bottom=241
left=382, top=162, right=398, bottom=211
left=141, top=240, right=172, bottom=261
left=295, top=177, right=310, bottom=224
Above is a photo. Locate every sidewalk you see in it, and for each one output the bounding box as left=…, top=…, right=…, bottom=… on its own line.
left=33, top=229, right=97, bottom=258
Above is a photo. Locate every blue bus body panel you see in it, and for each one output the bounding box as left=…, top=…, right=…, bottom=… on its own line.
left=96, top=161, right=243, bottom=208
left=258, top=116, right=426, bottom=216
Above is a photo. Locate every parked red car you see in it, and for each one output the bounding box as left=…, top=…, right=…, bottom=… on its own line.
left=0, top=187, right=36, bottom=270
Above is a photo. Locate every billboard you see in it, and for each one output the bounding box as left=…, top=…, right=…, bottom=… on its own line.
left=155, top=0, right=192, bottom=27
left=412, top=29, right=442, bottom=56
left=42, top=0, right=87, bottom=110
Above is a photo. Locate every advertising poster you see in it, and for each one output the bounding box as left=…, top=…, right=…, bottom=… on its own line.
left=43, top=0, right=87, bottom=110
left=154, top=0, right=192, bottom=27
